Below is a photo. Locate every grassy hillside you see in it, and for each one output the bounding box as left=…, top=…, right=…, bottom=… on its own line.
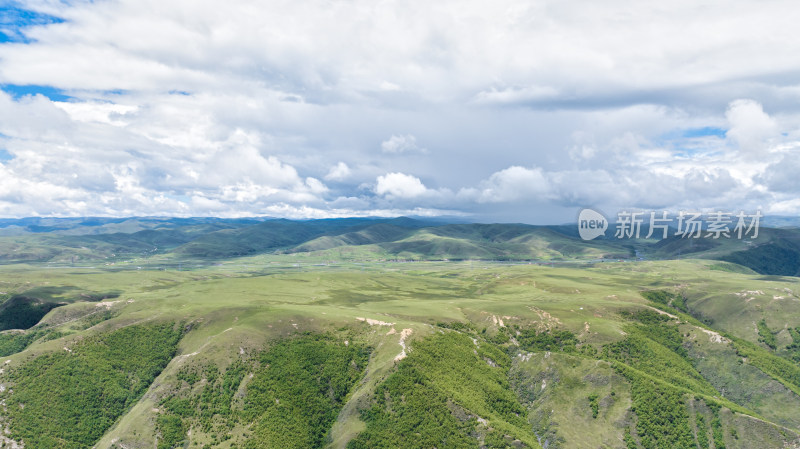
left=0, top=322, right=183, bottom=448
left=351, top=331, right=539, bottom=448
left=0, top=257, right=798, bottom=448
left=151, top=333, right=371, bottom=449
left=173, top=218, right=433, bottom=258
left=648, top=227, right=800, bottom=277
left=289, top=223, right=634, bottom=261
left=291, top=223, right=415, bottom=252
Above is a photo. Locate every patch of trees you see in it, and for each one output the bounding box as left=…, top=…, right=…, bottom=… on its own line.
left=728, top=335, right=800, bottom=395
left=695, top=413, right=709, bottom=449
left=0, top=322, right=183, bottom=448
left=242, top=334, right=370, bottom=449
left=156, top=333, right=371, bottom=449
left=618, top=310, right=687, bottom=358
left=0, top=331, right=39, bottom=356
left=158, top=360, right=248, bottom=448
left=603, top=313, right=715, bottom=396
left=156, top=333, right=370, bottom=449
left=624, top=429, right=638, bottom=449
left=76, top=308, right=118, bottom=330
left=720, top=242, right=800, bottom=276
left=640, top=290, right=674, bottom=306
left=601, top=311, right=727, bottom=448
left=0, top=328, right=68, bottom=356
left=349, top=332, right=536, bottom=449
left=348, top=356, right=478, bottom=449
left=436, top=320, right=476, bottom=332
left=615, top=364, right=696, bottom=449
left=708, top=403, right=726, bottom=449
left=788, top=327, right=800, bottom=362
left=0, top=295, right=62, bottom=330
left=515, top=327, right=578, bottom=353
left=640, top=290, right=688, bottom=313
left=155, top=414, right=188, bottom=449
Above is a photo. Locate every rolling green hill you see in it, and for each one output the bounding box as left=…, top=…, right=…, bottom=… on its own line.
left=646, top=227, right=800, bottom=277
left=1, top=218, right=800, bottom=448
left=290, top=221, right=635, bottom=261
left=0, top=251, right=799, bottom=448
left=719, top=228, right=800, bottom=276
left=290, top=223, right=415, bottom=252
left=3, top=218, right=800, bottom=280
left=173, top=219, right=367, bottom=258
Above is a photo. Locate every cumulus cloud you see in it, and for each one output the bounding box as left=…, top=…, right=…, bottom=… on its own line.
left=324, top=162, right=352, bottom=181
left=453, top=161, right=758, bottom=217
left=0, top=88, right=335, bottom=216
left=460, top=166, right=550, bottom=203
left=374, top=173, right=429, bottom=198
left=1, top=0, right=800, bottom=219
left=305, top=177, right=328, bottom=194
left=725, top=99, right=778, bottom=155
left=380, top=135, right=426, bottom=154
left=545, top=169, right=622, bottom=207
left=7, top=0, right=799, bottom=105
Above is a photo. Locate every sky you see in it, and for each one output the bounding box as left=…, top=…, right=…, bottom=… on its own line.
left=0, top=0, right=799, bottom=223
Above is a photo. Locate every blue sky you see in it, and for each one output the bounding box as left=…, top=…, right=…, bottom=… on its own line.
left=0, top=0, right=799, bottom=222
left=0, top=3, right=62, bottom=43
left=1, top=83, right=70, bottom=100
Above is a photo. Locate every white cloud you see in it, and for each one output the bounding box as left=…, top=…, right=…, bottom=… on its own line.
left=7, top=0, right=799, bottom=104
left=380, top=135, right=426, bottom=154
left=0, top=1, right=799, bottom=220
left=379, top=81, right=401, bottom=91
left=375, top=172, right=429, bottom=198
left=758, top=153, right=800, bottom=193
left=725, top=99, right=778, bottom=155
left=767, top=197, right=800, bottom=215
left=305, top=177, right=328, bottom=194
left=324, top=162, right=351, bottom=181
left=472, top=85, right=559, bottom=105
left=463, top=166, right=549, bottom=203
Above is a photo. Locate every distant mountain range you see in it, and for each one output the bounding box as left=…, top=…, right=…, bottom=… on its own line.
left=0, top=216, right=798, bottom=276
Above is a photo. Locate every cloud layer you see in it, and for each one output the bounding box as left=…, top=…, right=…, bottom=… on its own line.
left=1, top=0, right=799, bottom=222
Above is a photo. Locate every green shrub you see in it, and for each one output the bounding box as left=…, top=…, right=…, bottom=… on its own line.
left=757, top=319, right=777, bottom=350
left=640, top=290, right=675, bottom=306
left=624, top=428, right=638, bottom=449
left=157, top=414, right=188, bottom=449
left=695, top=413, right=709, bottom=449
left=588, top=393, right=599, bottom=419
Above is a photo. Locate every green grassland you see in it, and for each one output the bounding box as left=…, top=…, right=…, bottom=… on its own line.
left=0, top=253, right=799, bottom=448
